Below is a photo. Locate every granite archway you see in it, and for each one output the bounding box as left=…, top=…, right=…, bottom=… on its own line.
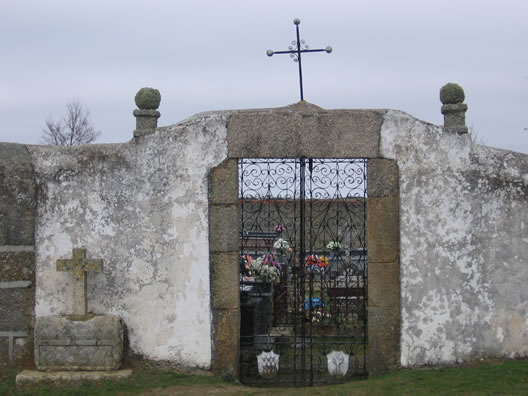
left=208, top=103, right=400, bottom=378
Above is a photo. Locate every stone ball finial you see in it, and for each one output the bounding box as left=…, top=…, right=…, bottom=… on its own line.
left=135, top=87, right=161, bottom=110
left=440, top=83, right=465, bottom=105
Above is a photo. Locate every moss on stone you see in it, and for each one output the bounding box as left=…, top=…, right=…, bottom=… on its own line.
left=135, top=88, right=161, bottom=110
left=440, top=83, right=465, bottom=104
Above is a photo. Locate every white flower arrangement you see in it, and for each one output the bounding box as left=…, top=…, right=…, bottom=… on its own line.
left=250, top=255, right=281, bottom=284
left=326, top=241, right=343, bottom=252
left=273, top=238, right=290, bottom=254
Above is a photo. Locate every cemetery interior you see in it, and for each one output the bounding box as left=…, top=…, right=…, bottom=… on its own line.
left=0, top=81, right=527, bottom=387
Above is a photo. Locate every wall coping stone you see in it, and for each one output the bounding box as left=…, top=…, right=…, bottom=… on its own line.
left=0, top=281, right=31, bottom=289
left=0, top=246, right=35, bottom=252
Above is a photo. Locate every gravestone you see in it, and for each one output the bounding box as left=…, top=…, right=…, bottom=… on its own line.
left=56, top=248, right=103, bottom=316
left=16, top=248, right=129, bottom=385
left=34, top=248, right=124, bottom=370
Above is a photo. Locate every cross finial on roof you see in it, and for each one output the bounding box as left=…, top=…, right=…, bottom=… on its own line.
left=267, top=18, right=332, bottom=101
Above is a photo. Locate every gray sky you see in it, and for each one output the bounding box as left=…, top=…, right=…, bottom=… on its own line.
left=1, top=0, right=527, bottom=153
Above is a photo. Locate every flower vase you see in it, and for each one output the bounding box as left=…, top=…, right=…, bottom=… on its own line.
left=248, top=281, right=273, bottom=335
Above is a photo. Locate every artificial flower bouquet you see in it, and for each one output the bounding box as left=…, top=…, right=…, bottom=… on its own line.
left=241, top=254, right=281, bottom=284
left=326, top=241, right=344, bottom=252
left=305, top=254, right=329, bottom=273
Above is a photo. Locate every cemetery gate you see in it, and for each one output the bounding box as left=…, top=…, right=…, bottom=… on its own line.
left=239, top=158, right=368, bottom=386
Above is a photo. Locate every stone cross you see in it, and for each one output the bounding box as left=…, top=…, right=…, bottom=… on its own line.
left=56, top=248, right=103, bottom=316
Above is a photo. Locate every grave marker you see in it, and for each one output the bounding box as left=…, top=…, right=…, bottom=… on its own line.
left=56, top=248, right=103, bottom=316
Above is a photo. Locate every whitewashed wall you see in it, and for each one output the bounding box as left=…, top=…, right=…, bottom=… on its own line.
left=30, top=112, right=229, bottom=367
left=380, top=110, right=528, bottom=366
left=27, top=106, right=528, bottom=368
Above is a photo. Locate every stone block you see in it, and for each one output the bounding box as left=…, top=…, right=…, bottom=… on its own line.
left=0, top=337, right=8, bottom=366
left=209, top=204, right=240, bottom=253
left=367, top=159, right=399, bottom=198
left=0, top=250, right=35, bottom=281
left=13, top=330, right=33, bottom=364
left=211, top=252, right=240, bottom=309
left=0, top=143, right=36, bottom=246
left=367, top=197, right=399, bottom=263
left=227, top=105, right=383, bottom=159
left=212, top=308, right=240, bottom=377
left=16, top=369, right=133, bottom=386
left=0, top=331, right=30, bottom=366
left=368, top=261, right=400, bottom=308
left=133, top=109, right=161, bottom=137
left=209, top=159, right=238, bottom=205
left=368, top=306, right=400, bottom=376
left=34, top=315, right=124, bottom=371
left=0, top=288, right=31, bottom=331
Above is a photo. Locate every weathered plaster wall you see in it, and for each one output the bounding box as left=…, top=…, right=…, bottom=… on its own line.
left=380, top=110, right=528, bottom=366
left=4, top=101, right=527, bottom=373
left=29, top=112, right=230, bottom=367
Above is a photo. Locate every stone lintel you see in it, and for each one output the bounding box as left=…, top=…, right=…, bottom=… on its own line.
left=227, top=107, right=384, bottom=158
left=16, top=369, right=133, bottom=386
left=367, top=197, right=400, bottom=263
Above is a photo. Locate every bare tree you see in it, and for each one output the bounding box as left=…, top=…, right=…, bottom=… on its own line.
left=41, top=100, right=101, bottom=145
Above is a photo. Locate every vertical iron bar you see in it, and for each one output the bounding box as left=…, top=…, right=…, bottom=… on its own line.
left=293, top=159, right=298, bottom=387
left=296, top=24, right=304, bottom=101
left=308, top=158, right=314, bottom=386
left=363, top=159, right=368, bottom=373
left=299, top=157, right=306, bottom=386
left=239, top=160, right=243, bottom=253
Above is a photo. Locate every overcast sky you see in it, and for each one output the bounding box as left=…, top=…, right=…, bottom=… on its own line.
left=1, top=0, right=527, bottom=153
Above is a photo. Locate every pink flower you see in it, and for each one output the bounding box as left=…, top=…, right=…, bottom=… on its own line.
left=274, top=224, right=286, bottom=232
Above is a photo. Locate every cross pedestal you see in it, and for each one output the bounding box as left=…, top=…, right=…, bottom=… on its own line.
left=31, top=247, right=125, bottom=372
left=56, top=248, right=103, bottom=316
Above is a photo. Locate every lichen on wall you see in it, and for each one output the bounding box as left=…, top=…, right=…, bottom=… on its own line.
left=380, top=110, right=528, bottom=366
left=29, top=111, right=230, bottom=367
left=12, top=102, right=528, bottom=371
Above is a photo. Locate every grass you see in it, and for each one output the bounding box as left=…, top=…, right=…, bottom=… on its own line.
left=2, top=359, right=528, bottom=395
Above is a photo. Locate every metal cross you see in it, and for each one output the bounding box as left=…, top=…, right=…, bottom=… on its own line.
left=267, top=18, right=332, bottom=101
left=56, top=248, right=103, bottom=316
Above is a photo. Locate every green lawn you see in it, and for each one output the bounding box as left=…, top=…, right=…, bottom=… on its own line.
left=2, top=359, right=528, bottom=395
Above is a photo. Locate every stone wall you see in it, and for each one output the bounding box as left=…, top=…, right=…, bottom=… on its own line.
left=1, top=101, right=527, bottom=374
left=27, top=112, right=230, bottom=368
left=380, top=110, right=528, bottom=366
left=0, top=143, right=36, bottom=366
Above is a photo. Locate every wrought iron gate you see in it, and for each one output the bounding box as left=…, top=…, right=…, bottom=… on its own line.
left=239, top=158, right=368, bottom=386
